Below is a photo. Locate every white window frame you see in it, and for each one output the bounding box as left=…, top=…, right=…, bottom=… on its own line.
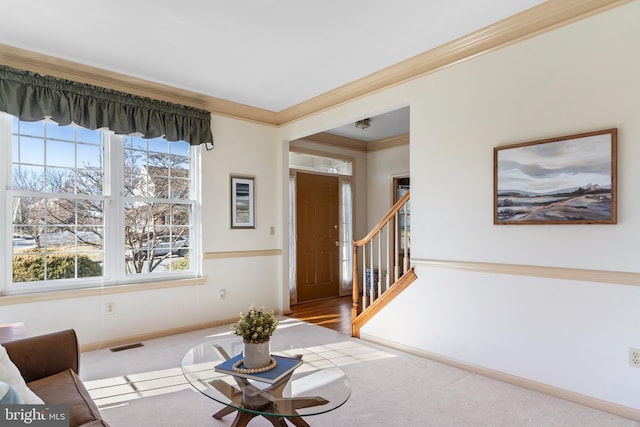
left=1, top=113, right=202, bottom=295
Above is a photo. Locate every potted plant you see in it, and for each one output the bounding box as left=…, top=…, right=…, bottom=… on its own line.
left=231, top=305, right=279, bottom=369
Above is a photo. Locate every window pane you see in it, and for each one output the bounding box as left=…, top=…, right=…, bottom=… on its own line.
left=13, top=197, right=46, bottom=227
left=151, top=176, right=170, bottom=198
left=78, top=251, right=104, bottom=278
left=154, top=203, right=171, bottom=227
left=76, top=167, right=104, bottom=196
left=171, top=205, right=190, bottom=226
left=45, top=167, right=75, bottom=193
left=77, top=226, right=104, bottom=248
left=13, top=165, right=45, bottom=192
left=12, top=227, right=37, bottom=249
left=170, top=256, right=190, bottom=271
left=170, top=178, right=190, bottom=199
left=76, top=127, right=101, bottom=144
left=45, top=122, right=75, bottom=140
left=289, top=152, right=353, bottom=176
left=77, top=200, right=104, bottom=226
left=46, top=140, right=75, bottom=168
left=171, top=141, right=189, bottom=156
left=131, top=136, right=147, bottom=151
left=13, top=254, right=44, bottom=282
left=77, top=143, right=103, bottom=169
left=17, top=136, right=45, bottom=165
left=171, top=154, right=190, bottom=171
left=46, top=198, right=76, bottom=226
left=148, top=137, right=169, bottom=153
left=18, top=121, right=44, bottom=137
left=42, top=226, right=76, bottom=250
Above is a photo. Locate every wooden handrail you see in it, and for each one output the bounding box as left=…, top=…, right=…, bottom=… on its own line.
left=353, top=189, right=410, bottom=247
left=351, top=189, right=411, bottom=329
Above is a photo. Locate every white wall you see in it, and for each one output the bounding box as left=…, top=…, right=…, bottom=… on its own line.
left=282, top=1, right=640, bottom=412
left=199, top=115, right=283, bottom=319
left=366, top=2, right=640, bottom=411
left=366, top=145, right=409, bottom=229
left=204, top=116, right=282, bottom=253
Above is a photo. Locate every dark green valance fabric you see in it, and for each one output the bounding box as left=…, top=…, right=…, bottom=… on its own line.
left=0, top=65, right=213, bottom=146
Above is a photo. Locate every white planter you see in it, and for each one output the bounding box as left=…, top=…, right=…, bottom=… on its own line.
left=242, top=340, right=271, bottom=369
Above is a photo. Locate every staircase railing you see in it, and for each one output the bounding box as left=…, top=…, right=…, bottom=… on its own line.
left=351, top=190, right=410, bottom=325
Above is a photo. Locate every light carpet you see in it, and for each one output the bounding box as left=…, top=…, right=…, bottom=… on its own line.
left=80, top=318, right=639, bottom=427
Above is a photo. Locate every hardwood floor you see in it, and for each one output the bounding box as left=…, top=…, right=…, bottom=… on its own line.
left=287, top=296, right=352, bottom=335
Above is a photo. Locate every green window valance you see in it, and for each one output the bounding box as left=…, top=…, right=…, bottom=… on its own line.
left=0, top=65, right=213, bottom=146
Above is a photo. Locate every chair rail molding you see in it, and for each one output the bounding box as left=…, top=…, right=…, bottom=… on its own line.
left=412, top=259, right=640, bottom=287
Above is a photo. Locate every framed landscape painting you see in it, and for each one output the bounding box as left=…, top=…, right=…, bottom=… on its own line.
left=494, top=128, right=617, bottom=225
left=231, top=176, right=255, bottom=228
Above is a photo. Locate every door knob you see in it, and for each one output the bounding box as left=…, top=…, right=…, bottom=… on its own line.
left=335, top=241, right=340, bottom=246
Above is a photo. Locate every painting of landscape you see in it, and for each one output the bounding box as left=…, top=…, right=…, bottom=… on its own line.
left=494, top=129, right=616, bottom=224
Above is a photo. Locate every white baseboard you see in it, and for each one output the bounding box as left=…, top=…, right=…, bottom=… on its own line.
left=80, top=317, right=240, bottom=352
left=360, top=333, right=640, bottom=422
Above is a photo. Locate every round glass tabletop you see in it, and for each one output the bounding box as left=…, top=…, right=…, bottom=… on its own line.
left=181, top=336, right=351, bottom=423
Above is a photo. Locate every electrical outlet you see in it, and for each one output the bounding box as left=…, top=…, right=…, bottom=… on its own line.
left=629, top=348, right=640, bottom=367
left=105, top=302, right=115, bottom=315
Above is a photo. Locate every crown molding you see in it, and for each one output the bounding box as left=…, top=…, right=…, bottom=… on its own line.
left=277, top=0, right=631, bottom=125
left=0, top=0, right=630, bottom=127
left=366, top=134, right=410, bottom=152
left=296, top=132, right=409, bottom=152
left=298, top=132, right=367, bottom=152
left=0, top=43, right=278, bottom=126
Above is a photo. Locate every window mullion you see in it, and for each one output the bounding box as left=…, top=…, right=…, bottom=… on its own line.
left=190, top=144, right=202, bottom=276
left=1, top=114, right=12, bottom=292
left=105, top=133, right=123, bottom=282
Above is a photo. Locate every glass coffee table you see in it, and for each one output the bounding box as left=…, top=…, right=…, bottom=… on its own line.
left=181, top=336, right=351, bottom=427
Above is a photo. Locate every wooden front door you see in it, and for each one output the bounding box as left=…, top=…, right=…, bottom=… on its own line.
left=296, top=173, right=340, bottom=303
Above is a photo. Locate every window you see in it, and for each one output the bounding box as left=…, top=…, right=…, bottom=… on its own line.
left=288, top=152, right=352, bottom=175
left=3, top=114, right=200, bottom=294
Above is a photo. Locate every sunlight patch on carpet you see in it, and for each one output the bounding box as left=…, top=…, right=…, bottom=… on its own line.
left=83, top=340, right=395, bottom=408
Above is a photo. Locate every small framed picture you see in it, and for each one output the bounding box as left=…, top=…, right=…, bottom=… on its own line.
left=231, top=176, right=255, bottom=229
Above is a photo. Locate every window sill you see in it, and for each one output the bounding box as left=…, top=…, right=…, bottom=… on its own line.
left=0, top=276, right=206, bottom=306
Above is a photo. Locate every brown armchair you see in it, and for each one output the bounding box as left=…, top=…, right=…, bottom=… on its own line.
left=2, top=329, right=110, bottom=427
